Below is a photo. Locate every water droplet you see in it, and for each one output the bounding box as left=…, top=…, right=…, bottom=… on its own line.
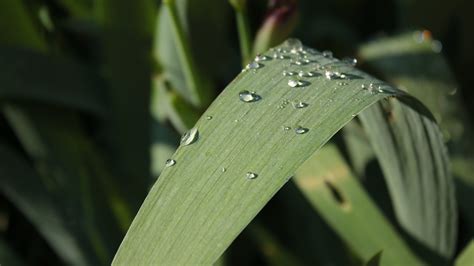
left=283, top=70, right=297, bottom=76
left=325, top=70, right=346, bottom=80
left=205, top=115, right=213, bottom=120
left=283, top=126, right=291, bottom=131
left=222, top=167, right=227, bottom=172
left=165, top=159, right=176, bottom=167
left=180, top=127, right=199, bottom=146
left=337, top=81, right=348, bottom=86
left=288, top=79, right=309, bottom=88
left=342, top=57, right=357, bottom=66
left=291, top=59, right=308, bottom=66
left=273, top=53, right=289, bottom=60
left=322, top=50, right=333, bottom=58
left=295, top=126, right=309, bottom=134
left=246, top=172, right=258, bottom=179
left=298, top=70, right=318, bottom=77
left=255, top=54, right=271, bottom=62
left=246, top=61, right=262, bottom=70
left=239, top=90, right=261, bottom=102
left=284, top=38, right=303, bottom=52
left=293, top=101, right=308, bottom=109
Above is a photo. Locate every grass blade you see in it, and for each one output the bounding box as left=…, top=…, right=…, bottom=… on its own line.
left=294, top=144, right=422, bottom=264
left=113, top=40, right=453, bottom=265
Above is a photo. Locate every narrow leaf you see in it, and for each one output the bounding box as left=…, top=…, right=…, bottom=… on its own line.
left=113, top=40, right=453, bottom=265
left=294, top=144, right=422, bottom=265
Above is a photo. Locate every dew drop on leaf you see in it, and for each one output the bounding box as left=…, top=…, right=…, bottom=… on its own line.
left=293, top=101, right=308, bottom=109
left=165, top=159, right=176, bottom=167
left=342, top=57, right=357, bottom=66
left=246, top=172, right=258, bottom=179
left=180, top=127, right=199, bottom=146
left=239, top=90, right=261, bottom=102
left=295, top=126, right=309, bottom=134
left=246, top=61, right=262, bottom=70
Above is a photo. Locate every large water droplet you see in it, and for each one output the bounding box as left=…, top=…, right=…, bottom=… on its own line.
left=295, top=126, right=309, bottom=134
left=246, top=172, right=258, bottom=179
left=239, top=90, right=261, bottom=102
left=180, top=127, right=199, bottom=146
left=165, top=159, right=176, bottom=167
left=284, top=38, right=303, bottom=52
left=293, top=101, right=308, bottom=109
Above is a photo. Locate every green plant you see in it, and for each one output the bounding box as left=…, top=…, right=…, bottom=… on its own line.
left=1, top=0, right=474, bottom=265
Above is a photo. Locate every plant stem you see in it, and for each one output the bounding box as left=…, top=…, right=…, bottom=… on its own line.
left=164, top=0, right=205, bottom=107
left=235, top=9, right=252, bottom=66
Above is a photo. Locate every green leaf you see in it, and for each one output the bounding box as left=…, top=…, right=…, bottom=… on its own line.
left=359, top=32, right=468, bottom=257
left=96, top=0, right=155, bottom=210
left=113, top=40, right=454, bottom=265
left=0, top=46, right=106, bottom=117
left=456, top=241, right=474, bottom=266
left=294, top=144, right=422, bottom=264
left=155, top=0, right=234, bottom=105
left=0, top=142, right=87, bottom=265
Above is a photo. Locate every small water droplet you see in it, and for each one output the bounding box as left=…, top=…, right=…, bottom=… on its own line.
left=283, top=126, right=291, bottom=131
left=283, top=70, right=297, bottom=76
left=273, top=53, right=289, bottom=60
left=298, top=70, right=317, bottom=77
left=222, top=167, right=227, bottom=172
left=255, top=54, right=271, bottom=62
left=342, top=57, right=357, bottom=66
left=337, top=81, right=348, bottom=86
left=165, top=159, right=176, bottom=167
left=293, top=101, right=308, bottom=109
left=239, top=90, right=261, bottom=102
left=295, top=126, right=309, bottom=134
left=246, top=172, right=258, bottom=179
left=325, top=70, right=346, bottom=80
left=205, top=115, right=213, bottom=120
left=288, top=79, right=309, bottom=88
left=322, top=50, right=333, bottom=58
left=246, top=61, right=262, bottom=70
left=291, top=59, right=308, bottom=66
left=180, top=127, right=199, bottom=146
